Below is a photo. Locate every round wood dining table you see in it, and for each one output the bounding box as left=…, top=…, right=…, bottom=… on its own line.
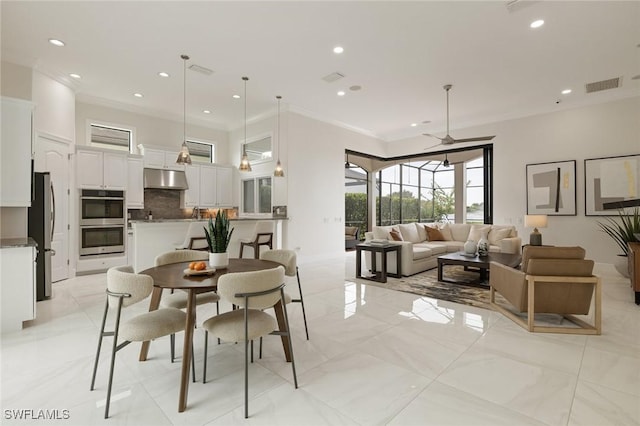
left=137, top=258, right=289, bottom=413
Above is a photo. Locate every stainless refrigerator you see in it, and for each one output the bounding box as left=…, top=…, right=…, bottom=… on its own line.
left=28, top=172, right=54, bottom=300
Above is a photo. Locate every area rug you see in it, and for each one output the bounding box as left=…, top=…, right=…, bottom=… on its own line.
left=353, top=266, right=506, bottom=310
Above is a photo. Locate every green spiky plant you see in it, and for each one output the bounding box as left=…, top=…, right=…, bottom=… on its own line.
left=204, top=210, right=234, bottom=253
left=597, top=207, right=640, bottom=256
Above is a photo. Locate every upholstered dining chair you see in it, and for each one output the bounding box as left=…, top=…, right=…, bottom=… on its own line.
left=260, top=249, right=309, bottom=340
left=90, top=265, right=186, bottom=418
left=490, top=246, right=601, bottom=334
left=176, top=221, right=209, bottom=251
left=155, top=250, right=220, bottom=375
left=238, top=221, right=274, bottom=259
left=201, top=266, right=298, bottom=418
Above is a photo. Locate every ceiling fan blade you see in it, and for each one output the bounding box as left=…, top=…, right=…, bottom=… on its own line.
left=452, top=135, right=496, bottom=143
left=423, top=142, right=443, bottom=150
left=422, top=133, right=444, bottom=141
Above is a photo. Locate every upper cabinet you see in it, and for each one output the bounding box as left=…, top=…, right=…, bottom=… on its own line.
left=181, top=164, right=233, bottom=208
left=127, top=155, right=144, bottom=209
left=1, top=97, right=34, bottom=207
left=139, top=147, right=184, bottom=171
left=76, top=147, right=127, bottom=190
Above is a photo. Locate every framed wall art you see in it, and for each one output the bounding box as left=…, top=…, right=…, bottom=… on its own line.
left=584, top=154, right=640, bottom=216
left=526, top=160, right=577, bottom=216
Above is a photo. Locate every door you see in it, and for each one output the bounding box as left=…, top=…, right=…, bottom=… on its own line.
left=35, top=133, right=71, bottom=283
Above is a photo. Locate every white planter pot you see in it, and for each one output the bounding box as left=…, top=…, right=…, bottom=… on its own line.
left=209, top=252, right=229, bottom=269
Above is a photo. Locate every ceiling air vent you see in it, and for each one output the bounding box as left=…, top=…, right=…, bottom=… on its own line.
left=189, top=64, right=214, bottom=76
left=585, top=77, right=621, bottom=93
left=322, top=72, right=345, bottom=83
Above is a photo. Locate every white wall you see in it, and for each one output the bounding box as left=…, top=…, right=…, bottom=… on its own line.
left=1, top=61, right=32, bottom=100
left=75, top=102, right=230, bottom=162
left=286, top=112, right=387, bottom=260
left=388, top=96, right=640, bottom=264
left=32, top=71, right=75, bottom=142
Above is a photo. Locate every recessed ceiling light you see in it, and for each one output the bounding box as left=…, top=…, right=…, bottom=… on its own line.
left=69, top=73, right=81, bottom=79
left=561, top=89, right=572, bottom=95
left=158, top=72, right=170, bottom=78
left=203, top=110, right=211, bottom=114
left=133, top=93, right=143, bottom=98
left=48, top=38, right=65, bottom=47
left=232, top=94, right=241, bottom=99
left=337, top=91, right=346, bottom=96
left=410, top=123, right=417, bottom=127
left=530, top=19, right=544, bottom=29
left=333, top=46, right=344, bottom=54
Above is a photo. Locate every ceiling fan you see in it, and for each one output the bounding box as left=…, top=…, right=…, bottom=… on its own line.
left=423, top=84, right=495, bottom=149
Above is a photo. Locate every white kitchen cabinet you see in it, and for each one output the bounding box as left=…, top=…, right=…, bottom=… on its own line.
left=127, top=155, right=144, bottom=208
left=0, top=245, right=36, bottom=333
left=215, top=166, right=233, bottom=207
left=181, top=164, right=233, bottom=208
left=182, top=164, right=200, bottom=208
left=76, top=147, right=127, bottom=190
left=1, top=97, right=34, bottom=207
left=140, top=147, right=184, bottom=171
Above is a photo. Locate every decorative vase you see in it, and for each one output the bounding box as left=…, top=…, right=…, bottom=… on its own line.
left=464, top=240, right=477, bottom=255
left=477, top=233, right=489, bottom=257
left=209, top=252, right=229, bottom=269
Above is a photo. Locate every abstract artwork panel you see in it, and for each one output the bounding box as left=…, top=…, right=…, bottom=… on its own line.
left=526, top=160, right=576, bottom=216
left=585, top=154, right=640, bottom=216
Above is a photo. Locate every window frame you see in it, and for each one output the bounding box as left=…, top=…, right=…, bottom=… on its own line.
left=185, top=138, right=216, bottom=164
left=241, top=175, right=273, bottom=216
left=86, top=119, right=136, bottom=153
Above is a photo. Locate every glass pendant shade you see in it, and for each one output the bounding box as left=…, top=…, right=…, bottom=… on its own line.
left=273, top=95, right=284, bottom=177
left=176, top=54, right=192, bottom=165
left=239, top=76, right=252, bottom=171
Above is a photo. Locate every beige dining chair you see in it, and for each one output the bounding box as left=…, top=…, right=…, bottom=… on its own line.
left=238, top=221, right=274, bottom=259
left=176, top=221, right=209, bottom=251
left=90, top=266, right=186, bottom=418
left=201, top=266, right=298, bottom=418
left=155, top=250, right=220, bottom=377
left=260, top=249, right=309, bottom=340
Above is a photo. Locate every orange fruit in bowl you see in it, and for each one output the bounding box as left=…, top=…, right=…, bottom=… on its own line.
left=189, top=261, right=197, bottom=270
left=195, top=262, right=206, bottom=271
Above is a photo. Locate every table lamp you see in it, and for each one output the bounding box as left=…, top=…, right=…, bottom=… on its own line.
left=525, top=214, right=548, bottom=246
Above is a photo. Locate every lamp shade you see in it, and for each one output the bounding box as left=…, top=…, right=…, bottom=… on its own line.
left=524, top=214, right=548, bottom=229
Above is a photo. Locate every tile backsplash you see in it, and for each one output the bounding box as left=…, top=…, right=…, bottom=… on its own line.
left=128, top=189, right=237, bottom=220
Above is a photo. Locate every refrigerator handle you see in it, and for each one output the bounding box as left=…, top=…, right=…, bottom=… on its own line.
left=50, top=180, right=56, bottom=243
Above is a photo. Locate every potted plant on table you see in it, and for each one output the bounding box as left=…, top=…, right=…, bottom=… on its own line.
left=598, top=207, right=640, bottom=277
left=204, top=210, right=234, bottom=269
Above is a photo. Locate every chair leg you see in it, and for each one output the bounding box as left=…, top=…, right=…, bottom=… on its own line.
left=280, top=289, right=298, bottom=389
left=296, top=267, right=310, bottom=340
left=243, top=307, right=250, bottom=419
left=170, top=334, right=175, bottom=363
left=203, top=331, right=208, bottom=384
left=90, top=299, right=109, bottom=391
left=259, top=337, right=263, bottom=359
left=104, top=298, right=124, bottom=419
left=191, top=341, right=196, bottom=383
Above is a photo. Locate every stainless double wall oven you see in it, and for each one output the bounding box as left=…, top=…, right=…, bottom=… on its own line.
left=79, top=189, right=126, bottom=256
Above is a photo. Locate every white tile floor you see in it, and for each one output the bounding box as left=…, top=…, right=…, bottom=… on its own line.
left=1, top=252, right=639, bottom=425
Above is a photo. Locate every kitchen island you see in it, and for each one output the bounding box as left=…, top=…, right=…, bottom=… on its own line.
left=130, top=217, right=287, bottom=272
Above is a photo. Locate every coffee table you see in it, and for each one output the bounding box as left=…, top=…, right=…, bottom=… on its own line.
left=437, top=252, right=522, bottom=287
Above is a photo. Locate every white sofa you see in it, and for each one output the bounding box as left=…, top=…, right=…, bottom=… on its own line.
left=363, top=222, right=521, bottom=276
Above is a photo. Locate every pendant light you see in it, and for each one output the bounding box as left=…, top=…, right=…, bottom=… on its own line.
left=176, top=54, right=192, bottom=165
left=443, top=153, right=450, bottom=168
left=238, top=76, right=252, bottom=172
left=273, top=95, right=284, bottom=177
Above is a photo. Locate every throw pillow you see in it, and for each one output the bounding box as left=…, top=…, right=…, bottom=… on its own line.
left=389, top=229, right=404, bottom=241
left=468, top=224, right=491, bottom=242
left=424, top=225, right=445, bottom=241
left=438, top=223, right=454, bottom=241
left=488, top=227, right=513, bottom=245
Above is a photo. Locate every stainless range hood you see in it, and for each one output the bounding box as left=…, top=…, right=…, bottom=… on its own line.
left=143, top=168, right=189, bottom=190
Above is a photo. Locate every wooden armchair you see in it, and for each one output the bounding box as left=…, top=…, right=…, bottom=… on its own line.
left=489, top=246, right=601, bottom=335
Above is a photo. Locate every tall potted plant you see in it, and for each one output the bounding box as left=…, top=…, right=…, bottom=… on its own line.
left=598, top=207, right=640, bottom=277
left=204, top=210, right=234, bottom=269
